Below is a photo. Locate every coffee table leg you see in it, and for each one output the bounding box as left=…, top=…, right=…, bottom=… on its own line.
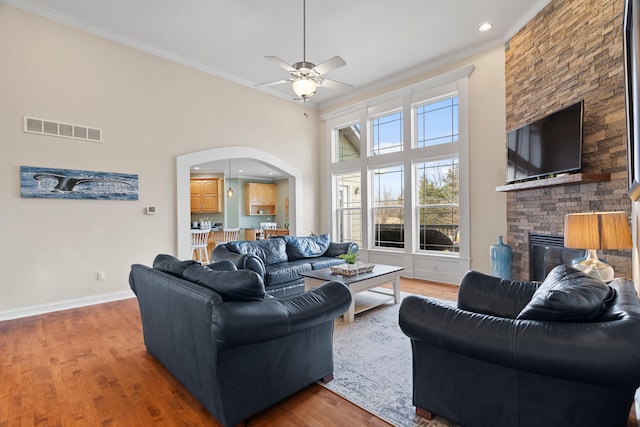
left=345, top=289, right=356, bottom=323
left=393, top=274, right=400, bottom=304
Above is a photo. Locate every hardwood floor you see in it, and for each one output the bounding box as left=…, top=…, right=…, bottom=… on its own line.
left=0, top=278, right=635, bottom=426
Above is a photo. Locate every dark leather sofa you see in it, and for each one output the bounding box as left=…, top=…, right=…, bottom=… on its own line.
left=212, top=234, right=358, bottom=298
left=399, top=265, right=640, bottom=427
left=129, top=254, right=351, bottom=427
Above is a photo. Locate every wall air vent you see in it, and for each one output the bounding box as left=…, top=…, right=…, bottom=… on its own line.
left=24, top=117, right=102, bottom=143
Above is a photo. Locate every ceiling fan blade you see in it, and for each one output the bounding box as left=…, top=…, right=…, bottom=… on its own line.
left=313, top=56, right=346, bottom=75
left=319, top=78, right=353, bottom=93
left=265, top=56, right=295, bottom=72
left=255, top=79, right=291, bottom=87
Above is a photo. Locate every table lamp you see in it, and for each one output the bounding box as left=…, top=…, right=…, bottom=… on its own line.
left=564, top=211, right=632, bottom=281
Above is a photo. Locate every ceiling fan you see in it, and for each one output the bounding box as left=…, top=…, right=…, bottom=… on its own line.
left=256, top=0, right=353, bottom=101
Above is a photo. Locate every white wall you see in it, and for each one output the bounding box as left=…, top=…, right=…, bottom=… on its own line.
left=0, top=5, right=320, bottom=317
left=0, top=4, right=509, bottom=317
left=318, top=46, right=507, bottom=276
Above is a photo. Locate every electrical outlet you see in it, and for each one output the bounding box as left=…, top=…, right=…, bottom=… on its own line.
left=97, top=271, right=106, bottom=281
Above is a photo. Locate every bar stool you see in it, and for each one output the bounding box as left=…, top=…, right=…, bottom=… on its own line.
left=215, top=227, right=240, bottom=247
left=191, top=229, right=211, bottom=265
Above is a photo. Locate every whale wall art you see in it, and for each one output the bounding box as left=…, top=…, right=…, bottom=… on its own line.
left=20, top=166, right=138, bottom=200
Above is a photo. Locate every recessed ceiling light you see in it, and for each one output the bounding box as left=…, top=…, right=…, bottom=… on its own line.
left=193, top=166, right=200, bottom=170
left=478, top=23, right=493, bottom=32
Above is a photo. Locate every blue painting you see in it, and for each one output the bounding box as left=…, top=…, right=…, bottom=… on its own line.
left=20, top=166, right=138, bottom=200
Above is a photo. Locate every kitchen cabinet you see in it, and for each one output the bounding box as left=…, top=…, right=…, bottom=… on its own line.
left=245, top=182, right=276, bottom=215
left=190, top=178, right=222, bottom=213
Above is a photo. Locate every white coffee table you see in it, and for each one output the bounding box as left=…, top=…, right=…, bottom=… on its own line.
left=300, top=264, right=404, bottom=323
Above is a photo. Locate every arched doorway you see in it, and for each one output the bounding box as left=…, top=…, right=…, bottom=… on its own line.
left=176, top=146, right=303, bottom=259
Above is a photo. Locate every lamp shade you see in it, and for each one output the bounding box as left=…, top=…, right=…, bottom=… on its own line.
left=564, top=211, right=632, bottom=250
left=292, top=78, right=317, bottom=97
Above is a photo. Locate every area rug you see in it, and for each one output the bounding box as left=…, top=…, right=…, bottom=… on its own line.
left=323, top=290, right=458, bottom=427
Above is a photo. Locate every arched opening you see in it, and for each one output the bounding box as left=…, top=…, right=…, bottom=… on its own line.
left=176, top=146, right=303, bottom=259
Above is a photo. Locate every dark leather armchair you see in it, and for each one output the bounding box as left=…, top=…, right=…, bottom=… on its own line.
left=129, top=255, right=352, bottom=427
left=399, top=267, right=640, bottom=427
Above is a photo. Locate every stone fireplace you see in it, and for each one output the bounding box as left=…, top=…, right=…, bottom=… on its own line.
left=504, top=0, right=632, bottom=280
left=528, top=233, right=585, bottom=281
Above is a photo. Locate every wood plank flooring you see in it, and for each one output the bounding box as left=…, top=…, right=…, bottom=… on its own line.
left=0, top=278, right=635, bottom=426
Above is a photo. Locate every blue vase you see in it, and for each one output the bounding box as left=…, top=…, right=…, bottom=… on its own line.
left=490, top=236, right=512, bottom=279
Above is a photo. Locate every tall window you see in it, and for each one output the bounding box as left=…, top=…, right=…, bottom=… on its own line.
left=335, top=172, right=362, bottom=245
left=327, top=68, right=470, bottom=264
left=416, top=97, right=458, bottom=147
left=415, top=158, right=459, bottom=252
left=336, top=123, right=361, bottom=162
left=372, top=165, right=404, bottom=248
left=371, top=111, right=403, bottom=155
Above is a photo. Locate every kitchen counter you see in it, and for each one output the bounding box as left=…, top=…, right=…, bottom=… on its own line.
left=245, top=228, right=289, bottom=240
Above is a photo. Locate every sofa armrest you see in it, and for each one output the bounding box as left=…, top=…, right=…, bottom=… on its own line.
left=241, top=254, right=266, bottom=279
left=458, top=270, right=538, bottom=318
left=211, top=244, right=245, bottom=267
left=212, top=281, right=351, bottom=348
left=399, top=292, right=640, bottom=389
left=212, top=245, right=265, bottom=278
left=324, top=241, right=358, bottom=257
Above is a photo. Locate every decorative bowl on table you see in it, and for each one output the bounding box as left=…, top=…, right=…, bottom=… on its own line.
left=330, top=262, right=375, bottom=277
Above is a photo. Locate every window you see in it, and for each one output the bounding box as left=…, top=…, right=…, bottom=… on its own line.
left=371, top=111, right=403, bottom=155
left=336, top=123, right=361, bottom=162
left=415, top=158, right=459, bottom=252
left=372, top=165, right=404, bottom=248
left=416, top=97, right=458, bottom=148
left=335, top=172, right=362, bottom=245
left=325, top=65, right=471, bottom=271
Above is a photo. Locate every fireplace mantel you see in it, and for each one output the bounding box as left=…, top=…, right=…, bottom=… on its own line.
left=495, top=173, right=610, bottom=192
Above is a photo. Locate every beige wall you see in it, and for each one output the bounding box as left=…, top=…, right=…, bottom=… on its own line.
left=0, top=5, right=319, bottom=315
left=319, top=46, right=508, bottom=275
left=0, top=4, right=508, bottom=315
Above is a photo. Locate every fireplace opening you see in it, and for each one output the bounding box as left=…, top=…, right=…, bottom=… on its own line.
left=529, top=233, right=585, bottom=281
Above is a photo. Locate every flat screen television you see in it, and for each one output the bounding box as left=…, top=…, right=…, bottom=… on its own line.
left=506, top=100, right=584, bottom=183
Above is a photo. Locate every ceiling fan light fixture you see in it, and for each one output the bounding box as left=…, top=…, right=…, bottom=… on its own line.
left=257, top=0, right=351, bottom=100
left=292, top=78, right=317, bottom=97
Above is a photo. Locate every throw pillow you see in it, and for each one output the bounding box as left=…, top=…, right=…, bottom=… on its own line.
left=153, top=254, right=199, bottom=277
left=182, top=263, right=266, bottom=302
left=286, top=234, right=331, bottom=260
left=516, top=264, right=616, bottom=322
left=227, top=239, right=288, bottom=265
left=324, top=241, right=358, bottom=257
left=206, top=259, right=237, bottom=272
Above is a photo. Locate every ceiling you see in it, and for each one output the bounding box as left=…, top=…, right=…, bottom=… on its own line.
left=4, top=0, right=551, bottom=109
left=4, top=0, right=550, bottom=177
left=192, top=158, right=287, bottom=180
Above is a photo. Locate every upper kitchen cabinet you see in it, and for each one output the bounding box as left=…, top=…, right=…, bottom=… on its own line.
left=245, top=182, right=276, bottom=215
left=190, top=178, right=222, bottom=213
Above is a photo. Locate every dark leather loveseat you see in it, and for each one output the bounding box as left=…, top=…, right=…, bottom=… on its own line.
left=129, top=254, right=351, bottom=427
left=399, top=265, right=640, bottom=427
left=212, top=234, right=358, bottom=298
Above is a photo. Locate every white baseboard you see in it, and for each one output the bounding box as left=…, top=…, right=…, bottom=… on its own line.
left=0, top=290, right=135, bottom=321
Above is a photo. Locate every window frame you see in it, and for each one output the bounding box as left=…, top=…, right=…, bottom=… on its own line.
left=323, top=65, right=473, bottom=282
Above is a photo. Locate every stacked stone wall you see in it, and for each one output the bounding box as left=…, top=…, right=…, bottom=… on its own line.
left=505, top=0, right=631, bottom=279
